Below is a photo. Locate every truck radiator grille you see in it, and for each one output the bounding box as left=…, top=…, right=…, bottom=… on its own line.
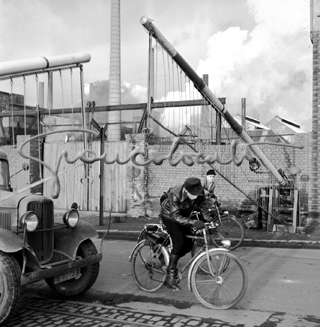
left=0, top=211, right=11, bottom=230
left=27, top=199, right=54, bottom=264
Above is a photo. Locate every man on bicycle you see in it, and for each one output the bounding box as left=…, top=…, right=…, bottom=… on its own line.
left=160, top=177, right=210, bottom=291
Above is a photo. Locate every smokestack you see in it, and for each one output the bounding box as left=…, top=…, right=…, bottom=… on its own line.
left=107, top=0, right=121, bottom=141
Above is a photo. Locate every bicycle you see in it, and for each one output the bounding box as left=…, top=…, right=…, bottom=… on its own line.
left=137, top=203, right=245, bottom=251
left=202, top=203, right=245, bottom=250
left=130, top=218, right=248, bottom=310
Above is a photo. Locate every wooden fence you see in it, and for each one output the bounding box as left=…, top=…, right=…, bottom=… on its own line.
left=43, top=141, right=127, bottom=212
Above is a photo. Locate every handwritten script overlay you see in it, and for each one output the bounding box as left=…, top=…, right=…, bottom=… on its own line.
left=18, top=129, right=258, bottom=199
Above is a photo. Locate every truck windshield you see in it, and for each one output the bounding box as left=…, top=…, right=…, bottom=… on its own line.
left=0, top=160, right=10, bottom=190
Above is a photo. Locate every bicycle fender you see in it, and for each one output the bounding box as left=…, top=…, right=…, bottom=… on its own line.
left=137, top=224, right=163, bottom=242
left=187, top=248, right=229, bottom=292
left=129, top=240, right=145, bottom=261
left=137, top=230, right=145, bottom=243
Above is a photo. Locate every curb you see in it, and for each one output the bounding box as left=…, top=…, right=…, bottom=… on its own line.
left=96, top=230, right=320, bottom=245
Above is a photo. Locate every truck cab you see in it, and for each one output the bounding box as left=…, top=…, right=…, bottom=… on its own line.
left=0, top=150, right=102, bottom=325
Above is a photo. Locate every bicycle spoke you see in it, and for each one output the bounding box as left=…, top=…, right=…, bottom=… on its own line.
left=190, top=251, right=248, bottom=309
left=211, top=217, right=244, bottom=250
left=131, top=241, right=167, bottom=292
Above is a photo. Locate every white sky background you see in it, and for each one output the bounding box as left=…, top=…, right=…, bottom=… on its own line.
left=0, top=0, right=312, bottom=131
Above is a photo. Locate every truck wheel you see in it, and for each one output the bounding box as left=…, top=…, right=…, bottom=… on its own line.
left=0, top=252, right=23, bottom=325
left=46, top=239, right=100, bottom=296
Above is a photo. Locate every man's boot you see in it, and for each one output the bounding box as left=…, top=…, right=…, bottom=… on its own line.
left=164, top=254, right=181, bottom=291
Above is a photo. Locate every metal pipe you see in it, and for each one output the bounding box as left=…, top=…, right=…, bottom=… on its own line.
left=146, top=33, right=153, bottom=130
left=0, top=53, right=91, bottom=77
left=140, top=16, right=286, bottom=186
left=0, top=99, right=221, bottom=117
left=0, top=64, right=81, bottom=81
left=79, top=64, right=89, bottom=210
left=241, top=98, right=246, bottom=129
left=99, top=124, right=108, bottom=226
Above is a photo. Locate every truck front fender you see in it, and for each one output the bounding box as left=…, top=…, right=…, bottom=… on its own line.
left=53, top=221, right=98, bottom=259
left=0, top=228, right=24, bottom=253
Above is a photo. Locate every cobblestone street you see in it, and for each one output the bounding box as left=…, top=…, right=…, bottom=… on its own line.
left=2, top=297, right=240, bottom=327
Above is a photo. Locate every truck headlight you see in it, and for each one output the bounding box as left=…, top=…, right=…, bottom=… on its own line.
left=63, top=209, right=79, bottom=228
left=20, top=211, right=39, bottom=232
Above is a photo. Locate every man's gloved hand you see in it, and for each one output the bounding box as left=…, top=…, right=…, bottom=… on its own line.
left=192, top=220, right=205, bottom=229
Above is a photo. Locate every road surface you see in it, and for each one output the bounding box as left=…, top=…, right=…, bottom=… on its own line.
left=10, top=237, right=320, bottom=327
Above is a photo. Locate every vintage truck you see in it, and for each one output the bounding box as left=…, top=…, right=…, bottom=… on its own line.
left=0, top=150, right=102, bottom=325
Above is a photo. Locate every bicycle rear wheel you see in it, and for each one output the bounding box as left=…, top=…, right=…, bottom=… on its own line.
left=190, top=250, right=248, bottom=309
left=131, top=240, right=168, bottom=292
left=210, top=216, right=244, bottom=250
left=137, top=226, right=173, bottom=253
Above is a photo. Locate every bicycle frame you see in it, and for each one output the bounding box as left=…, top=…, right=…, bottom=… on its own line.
left=210, top=203, right=229, bottom=225
left=129, top=230, right=171, bottom=262
left=172, top=223, right=230, bottom=291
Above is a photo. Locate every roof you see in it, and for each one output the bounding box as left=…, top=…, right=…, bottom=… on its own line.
left=233, top=115, right=270, bottom=130
left=272, top=115, right=305, bottom=133
left=275, top=115, right=300, bottom=128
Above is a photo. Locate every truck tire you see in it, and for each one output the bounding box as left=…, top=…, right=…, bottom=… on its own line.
left=46, top=239, right=100, bottom=296
left=0, top=251, right=23, bottom=325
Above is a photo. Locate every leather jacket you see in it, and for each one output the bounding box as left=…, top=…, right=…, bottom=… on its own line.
left=160, top=184, right=207, bottom=226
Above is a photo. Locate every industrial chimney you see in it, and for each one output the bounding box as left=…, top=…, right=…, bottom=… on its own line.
left=107, top=0, right=121, bottom=141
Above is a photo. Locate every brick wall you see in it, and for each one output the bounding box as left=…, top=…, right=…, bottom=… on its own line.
left=147, top=133, right=312, bottom=219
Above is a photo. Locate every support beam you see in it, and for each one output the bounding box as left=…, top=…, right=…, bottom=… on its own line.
left=0, top=99, right=224, bottom=117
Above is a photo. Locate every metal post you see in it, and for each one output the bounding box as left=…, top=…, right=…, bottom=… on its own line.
left=99, top=124, right=108, bottom=225
left=146, top=34, right=153, bottom=130
left=79, top=65, right=87, bottom=147
left=91, top=118, right=107, bottom=226
left=47, top=72, right=53, bottom=130
left=241, top=98, right=246, bottom=130
left=216, top=111, right=221, bottom=145
left=79, top=64, right=89, bottom=210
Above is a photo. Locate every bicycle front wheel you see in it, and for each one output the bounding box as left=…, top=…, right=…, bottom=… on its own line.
left=131, top=241, right=168, bottom=292
left=211, top=216, right=245, bottom=250
left=190, top=250, right=248, bottom=309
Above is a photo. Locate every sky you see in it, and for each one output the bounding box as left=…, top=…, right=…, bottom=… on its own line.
left=0, top=0, right=312, bottom=131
